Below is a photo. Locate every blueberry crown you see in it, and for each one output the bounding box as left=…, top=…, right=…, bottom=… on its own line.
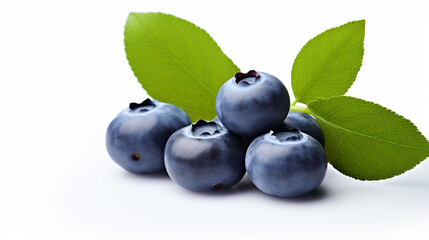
left=129, top=98, right=156, bottom=112
left=234, top=70, right=260, bottom=84
left=191, top=120, right=221, bottom=137
left=271, top=128, right=303, bottom=142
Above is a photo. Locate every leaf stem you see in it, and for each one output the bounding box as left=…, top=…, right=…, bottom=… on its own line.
left=290, top=105, right=309, bottom=114
left=291, top=99, right=298, bottom=106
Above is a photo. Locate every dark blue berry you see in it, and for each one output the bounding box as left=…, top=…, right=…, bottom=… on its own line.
left=106, top=98, right=191, bottom=174
left=246, top=129, right=327, bottom=197
left=215, top=70, right=290, bottom=138
left=164, top=120, right=247, bottom=191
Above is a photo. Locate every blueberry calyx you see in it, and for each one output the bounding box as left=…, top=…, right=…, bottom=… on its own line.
left=129, top=98, right=156, bottom=112
left=271, top=128, right=303, bottom=142
left=235, top=70, right=260, bottom=85
left=131, top=153, right=140, bottom=161
left=212, top=183, right=223, bottom=190
left=191, top=120, right=221, bottom=137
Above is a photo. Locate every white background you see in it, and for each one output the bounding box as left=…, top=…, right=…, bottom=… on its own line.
left=1, top=0, right=429, bottom=239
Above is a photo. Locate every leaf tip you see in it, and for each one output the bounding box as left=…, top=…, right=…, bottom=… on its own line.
left=352, top=19, right=366, bottom=28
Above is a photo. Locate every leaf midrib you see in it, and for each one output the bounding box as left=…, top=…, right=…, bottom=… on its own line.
left=130, top=14, right=217, bottom=96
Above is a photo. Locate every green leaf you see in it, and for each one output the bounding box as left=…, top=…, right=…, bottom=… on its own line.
left=124, top=12, right=240, bottom=121
left=308, top=96, right=429, bottom=180
left=292, top=20, right=365, bottom=104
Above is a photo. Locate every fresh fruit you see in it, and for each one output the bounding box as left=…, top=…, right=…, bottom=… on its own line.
left=276, top=112, right=325, bottom=147
left=215, top=70, right=290, bottom=138
left=106, top=98, right=191, bottom=174
left=245, top=129, right=327, bottom=197
left=211, top=116, right=223, bottom=126
left=164, top=120, right=247, bottom=191
left=212, top=115, right=254, bottom=147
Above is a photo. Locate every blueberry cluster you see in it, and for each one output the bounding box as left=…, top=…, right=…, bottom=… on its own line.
left=106, top=70, right=327, bottom=197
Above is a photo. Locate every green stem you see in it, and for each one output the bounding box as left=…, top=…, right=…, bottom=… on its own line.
left=291, top=99, right=298, bottom=106
left=290, top=105, right=309, bottom=114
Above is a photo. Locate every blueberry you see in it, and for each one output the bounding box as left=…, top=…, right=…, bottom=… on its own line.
left=212, top=115, right=253, bottom=147
left=215, top=70, right=290, bottom=138
left=164, top=120, right=247, bottom=191
left=245, top=129, right=327, bottom=197
left=106, top=98, right=191, bottom=174
left=211, top=116, right=222, bottom=125
left=275, top=112, right=325, bottom=147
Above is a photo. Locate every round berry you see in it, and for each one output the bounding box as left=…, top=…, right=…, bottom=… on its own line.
left=246, top=129, right=327, bottom=197
left=215, top=70, right=290, bottom=138
left=106, top=98, right=191, bottom=174
left=165, top=120, right=247, bottom=191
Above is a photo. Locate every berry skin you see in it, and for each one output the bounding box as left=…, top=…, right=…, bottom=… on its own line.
left=164, top=120, right=247, bottom=192
left=106, top=98, right=191, bottom=174
left=275, top=112, right=325, bottom=147
left=211, top=116, right=222, bottom=126
left=212, top=115, right=253, bottom=147
left=215, top=70, right=290, bottom=138
left=245, top=129, right=327, bottom=197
